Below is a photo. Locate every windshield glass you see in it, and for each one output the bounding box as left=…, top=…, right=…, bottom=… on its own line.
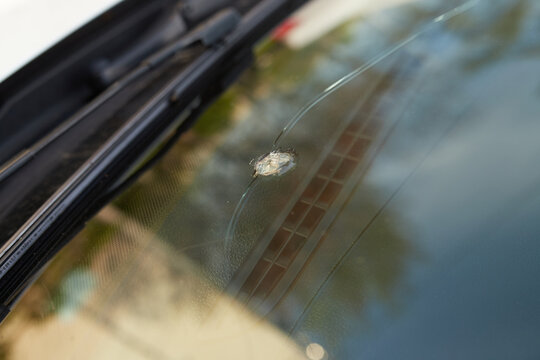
left=3, top=0, right=540, bottom=358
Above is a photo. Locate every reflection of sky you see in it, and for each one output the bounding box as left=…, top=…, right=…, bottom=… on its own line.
left=292, top=3, right=540, bottom=357
left=343, top=58, right=540, bottom=358
left=57, top=268, right=96, bottom=321
left=355, top=199, right=540, bottom=359
left=369, top=58, right=540, bottom=260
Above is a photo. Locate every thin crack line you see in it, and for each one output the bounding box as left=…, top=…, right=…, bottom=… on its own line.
left=287, top=106, right=466, bottom=336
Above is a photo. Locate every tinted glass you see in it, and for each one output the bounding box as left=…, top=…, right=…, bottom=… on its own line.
left=2, top=0, right=540, bottom=358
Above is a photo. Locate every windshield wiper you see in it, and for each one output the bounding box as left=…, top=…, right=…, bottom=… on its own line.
left=0, top=0, right=308, bottom=323
left=0, top=8, right=241, bottom=183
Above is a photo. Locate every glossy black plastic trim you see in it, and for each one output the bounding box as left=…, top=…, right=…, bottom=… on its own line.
left=0, top=0, right=307, bottom=322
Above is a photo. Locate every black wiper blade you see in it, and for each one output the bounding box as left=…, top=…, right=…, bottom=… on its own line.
left=0, top=0, right=308, bottom=324
left=0, top=8, right=243, bottom=244
left=0, top=8, right=241, bottom=184
left=0, top=0, right=184, bottom=165
left=0, top=7, right=243, bottom=263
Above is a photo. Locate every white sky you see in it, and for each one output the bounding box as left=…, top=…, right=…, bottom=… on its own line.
left=284, top=0, right=412, bottom=48
left=0, top=0, right=417, bottom=81
left=0, top=0, right=119, bottom=82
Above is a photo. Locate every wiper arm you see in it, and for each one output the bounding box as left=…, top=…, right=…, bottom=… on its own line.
left=0, top=8, right=241, bottom=184
left=0, top=0, right=308, bottom=324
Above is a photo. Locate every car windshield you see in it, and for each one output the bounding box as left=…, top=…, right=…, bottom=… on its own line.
left=3, top=0, right=540, bottom=358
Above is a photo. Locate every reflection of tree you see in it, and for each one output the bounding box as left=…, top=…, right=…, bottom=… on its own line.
left=289, top=190, right=417, bottom=355
left=249, top=29, right=348, bottom=91
left=456, top=1, right=529, bottom=69
left=229, top=33, right=420, bottom=358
